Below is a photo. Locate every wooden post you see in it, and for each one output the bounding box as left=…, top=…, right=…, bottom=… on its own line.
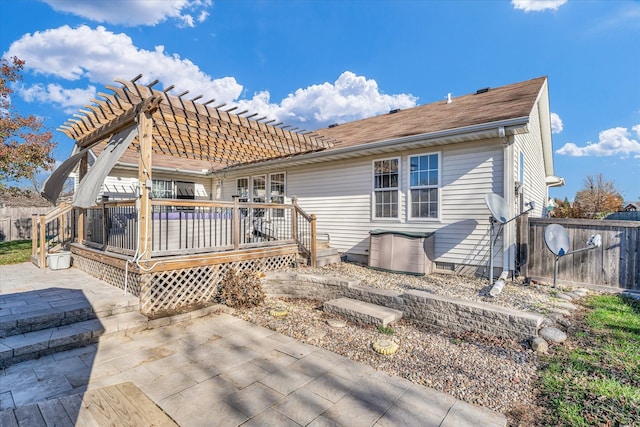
left=39, top=214, right=46, bottom=269
left=102, top=201, right=109, bottom=250
left=77, top=153, right=88, bottom=243
left=310, top=214, right=317, bottom=268
left=291, top=197, right=298, bottom=244
left=517, top=212, right=530, bottom=279
left=60, top=208, right=66, bottom=243
left=232, top=195, right=240, bottom=250
left=31, top=214, right=38, bottom=258
left=138, top=110, right=153, bottom=262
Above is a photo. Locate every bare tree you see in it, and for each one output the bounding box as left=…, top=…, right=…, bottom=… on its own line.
left=573, top=174, right=623, bottom=219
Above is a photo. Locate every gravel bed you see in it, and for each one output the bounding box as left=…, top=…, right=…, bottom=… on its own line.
left=235, top=297, right=547, bottom=423
left=234, top=263, right=592, bottom=423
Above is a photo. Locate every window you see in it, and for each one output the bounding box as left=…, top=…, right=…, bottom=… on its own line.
left=236, top=178, right=249, bottom=201
left=270, top=173, right=286, bottom=217
left=373, top=158, right=399, bottom=219
left=252, top=176, right=266, bottom=203
left=270, top=173, right=285, bottom=204
left=409, top=153, right=439, bottom=219
left=151, top=179, right=172, bottom=199
left=519, top=151, right=525, bottom=186
left=175, top=181, right=195, bottom=200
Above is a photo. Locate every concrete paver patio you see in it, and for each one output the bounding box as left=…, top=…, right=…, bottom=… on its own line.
left=0, top=263, right=507, bottom=426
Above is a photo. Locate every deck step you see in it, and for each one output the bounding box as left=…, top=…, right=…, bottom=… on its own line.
left=323, top=297, right=402, bottom=327
left=315, top=247, right=341, bottom=267
left=0, top=311, right=148, bottom=368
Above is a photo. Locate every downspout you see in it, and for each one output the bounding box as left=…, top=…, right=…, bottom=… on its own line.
left=501, top=126, right=516, bottom=277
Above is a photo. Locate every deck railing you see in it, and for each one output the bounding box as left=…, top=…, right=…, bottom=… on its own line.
left=31, top=203, right=76, bottom=268
left=81, top=198, right=315, bottom=260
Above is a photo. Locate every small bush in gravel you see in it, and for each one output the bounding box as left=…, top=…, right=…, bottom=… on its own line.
left=377, top=325, right=395, bottom=335
left=218, top=268, right=265, bottom=308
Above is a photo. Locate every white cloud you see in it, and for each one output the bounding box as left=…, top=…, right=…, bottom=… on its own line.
left=5, top=25, right=243, bottom=109
left=41, top=0, right=212, bottom=27
left=512, top=0, right=567, bottom=12
left=19, top=83, right=96, bottom=113
left=5, top=25, right=417, bottom=130
left=550, top=112, right=563, bottom=133
left=237, top=71, right=418, bottom=128
left=556, top=125, right=640, bottom=157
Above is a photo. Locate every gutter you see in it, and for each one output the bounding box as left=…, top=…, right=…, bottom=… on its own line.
left=222, top=116, right=531, bottom=172
left=545, top=175, right=565, bottom=187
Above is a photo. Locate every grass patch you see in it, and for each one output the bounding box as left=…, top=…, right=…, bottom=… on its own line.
left=538, top=294, right=640, bottom=426
left=0, top=240, right=32, bottom=265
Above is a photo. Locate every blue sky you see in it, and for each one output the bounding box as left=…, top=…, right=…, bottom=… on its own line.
left=1, top=0, right=639, bottom=202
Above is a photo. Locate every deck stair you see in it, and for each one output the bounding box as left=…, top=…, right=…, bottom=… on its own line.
left=323, top=297, right=403, bottom=327
left=0, top=289, right=143, bottom=368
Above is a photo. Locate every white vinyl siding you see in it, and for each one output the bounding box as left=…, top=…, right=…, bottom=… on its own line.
left=221, top=139, right=505, bottom=270
left=513, top=101, right=548, bottom=218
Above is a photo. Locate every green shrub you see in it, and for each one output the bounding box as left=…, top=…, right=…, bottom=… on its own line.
left=218, top=268, right=266, bottom=309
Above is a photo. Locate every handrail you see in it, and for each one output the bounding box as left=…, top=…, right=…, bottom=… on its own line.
left=44, top=202, right=73, bottom=222
left=291, top=197, right=317, bottom=267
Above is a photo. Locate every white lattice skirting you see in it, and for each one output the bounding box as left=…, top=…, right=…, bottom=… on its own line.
left=72, top=248, right=296, bottom=314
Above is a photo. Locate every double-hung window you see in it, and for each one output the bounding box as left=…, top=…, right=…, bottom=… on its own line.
left=409, top=153, right=439, bottom=219
left=373, top=158, right=399, bottom=219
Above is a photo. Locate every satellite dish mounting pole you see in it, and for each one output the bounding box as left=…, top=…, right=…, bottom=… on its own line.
left=553, top=255, right=560, bottom=288
left=489, top=215, right=495, bottom=286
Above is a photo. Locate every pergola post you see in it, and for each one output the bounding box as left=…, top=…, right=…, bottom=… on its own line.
left=137, top=109, right=153, bottom=261
left=76, top=153, right=88, bottom=243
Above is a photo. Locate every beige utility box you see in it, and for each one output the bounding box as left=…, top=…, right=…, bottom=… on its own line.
left=368, top=229, right=435, bottom=275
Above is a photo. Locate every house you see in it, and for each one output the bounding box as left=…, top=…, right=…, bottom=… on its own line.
left=38, top=75, right=561, bottom=313
left=623, top=202, right=639, bottom=212
left=214, top=76, right=563, bottom=277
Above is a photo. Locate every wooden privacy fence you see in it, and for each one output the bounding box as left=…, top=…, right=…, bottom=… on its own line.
left=0, top=207, right=51, bottom=242
left=524, top=217, right=640, bottom=290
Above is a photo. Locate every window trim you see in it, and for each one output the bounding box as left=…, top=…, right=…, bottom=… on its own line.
left=372, top=157, right=401, bottom=220
left=407, top=151, right=441, bottom=221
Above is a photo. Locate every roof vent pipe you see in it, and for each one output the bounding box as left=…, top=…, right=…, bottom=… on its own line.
left=447, top=93, right=452, bottom=104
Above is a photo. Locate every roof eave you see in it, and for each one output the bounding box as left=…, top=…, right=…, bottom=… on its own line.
left=222, top=116, right=531, bottom=173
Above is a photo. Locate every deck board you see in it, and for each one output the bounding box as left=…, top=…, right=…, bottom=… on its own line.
left=4, top=383, right=178, bottom=427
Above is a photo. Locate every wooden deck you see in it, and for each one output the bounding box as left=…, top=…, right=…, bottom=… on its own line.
left=0, top=382, right=177, bottom=427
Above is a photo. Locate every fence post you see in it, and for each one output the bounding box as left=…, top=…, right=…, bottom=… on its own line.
left=517, top=212, right=529, bottom=279
left=232, top=195, right=240, bottom=250
left=310, top=214, right=317, bottom=268
left=31, top=214, right=38, bottom=259
left=291, top=197, right=298, bottom=245
left=39, top=214, right=46, bottom=269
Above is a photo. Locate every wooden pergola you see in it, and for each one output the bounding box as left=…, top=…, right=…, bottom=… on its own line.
left=52, top=75, right=337, bottom=264
left=59, top=74, right=336, bottom=167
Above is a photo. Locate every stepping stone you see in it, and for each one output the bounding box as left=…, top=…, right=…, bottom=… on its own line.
left=323, top=298, right=402, bottom=327
left=553, top=301, right=577, bottom=311
left=539, top=327, right=567, bottom=344
left=326, top=319, right=347, bottom=328
left=556, top=293, right=574, bottom=301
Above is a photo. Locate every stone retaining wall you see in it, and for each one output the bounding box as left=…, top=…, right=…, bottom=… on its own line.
left=265, top=272, right=543, bottom=340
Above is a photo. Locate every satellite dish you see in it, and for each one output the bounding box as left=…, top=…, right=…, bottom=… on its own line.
left=485, top=193, right=509, bottom=224
left=483, top=192, right=535, bottom=288
left=544, top=223, right=570, bottom=257
left=543, top=223, right=602, bottom=288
